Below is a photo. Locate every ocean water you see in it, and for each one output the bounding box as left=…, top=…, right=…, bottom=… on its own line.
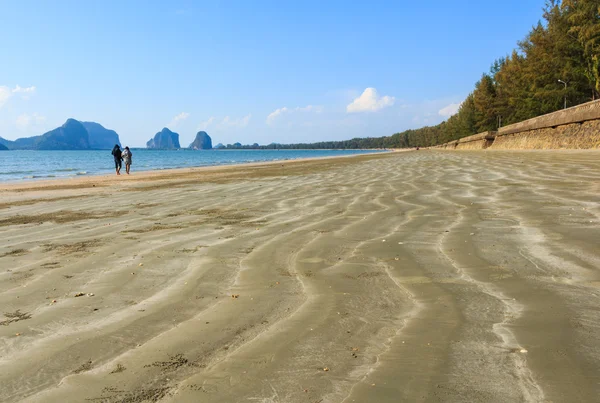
left=0, top=149, right=384, bottom=182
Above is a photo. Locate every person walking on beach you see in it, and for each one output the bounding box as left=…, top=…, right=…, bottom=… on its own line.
left=111, top=144, right=123, bottom=175
left=122, top=146, right=132, bottom=175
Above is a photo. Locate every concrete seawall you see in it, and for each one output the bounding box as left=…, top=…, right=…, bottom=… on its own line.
left=436, top=99, right=600, bottom=149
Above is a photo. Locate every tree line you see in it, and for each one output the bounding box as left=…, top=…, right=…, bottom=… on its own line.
left=253, top=1, right=599, bottom=149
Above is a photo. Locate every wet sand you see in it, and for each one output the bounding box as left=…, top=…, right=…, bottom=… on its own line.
left=1, top=150, right=599, bottom=402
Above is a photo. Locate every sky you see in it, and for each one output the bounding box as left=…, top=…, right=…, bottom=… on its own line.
left=0, top=0, right=545, bottom=147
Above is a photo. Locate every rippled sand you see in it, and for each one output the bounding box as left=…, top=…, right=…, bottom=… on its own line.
left=1, top=150, right=599, bottom=402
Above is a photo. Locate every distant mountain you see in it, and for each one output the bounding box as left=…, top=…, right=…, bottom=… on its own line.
left=214, top=143, right=225, bottom=149
left=0, top=135, right=39, bottom=149
left=189, top=131, right=212, bottom=149
left=81, top=121, right=121, bottom=149
left=0, top=119, right=121, bottom=150
left=35, top=119, right=90, bottom=150
left=0, top=136, right=12, bottom=148
left=0, top=143, right=8, bottom=151
left=147, top=128, right=180, bottom=149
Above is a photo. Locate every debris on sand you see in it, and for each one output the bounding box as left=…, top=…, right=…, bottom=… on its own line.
left=73, top=360, right=93, bottom=374
left=74, top=292, right=85, bottom=297
left=0, top=248, right=28, bottom=258
left=1, top=310, right=32, bottom=326
left=231, top=294, right=240, bottom=299
left=110, top=363, right=126, bottom=374
left=146, top=353, right=190, bottom=371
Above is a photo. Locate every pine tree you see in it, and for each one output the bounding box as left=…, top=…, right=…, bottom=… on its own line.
left=562, top=0, right=600, bottom=99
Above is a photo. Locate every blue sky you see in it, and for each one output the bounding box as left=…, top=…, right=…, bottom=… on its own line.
left=0, top=0, right=544, bottom=147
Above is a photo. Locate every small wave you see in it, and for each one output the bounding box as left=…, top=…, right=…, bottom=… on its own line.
left=75, top=171, right=87, bottom=175
left=56, top=168, right=77, bottom=172
left=0, top=170, right=36, bottom=175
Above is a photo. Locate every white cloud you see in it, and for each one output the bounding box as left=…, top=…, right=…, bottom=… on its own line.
left=266, top=107, right=289, bottom=125
left=240, top=114, right=252, bottom=127
left=221, top=114, right=252, bottom=128
left=266, top=105, right=323, bottom=125
left=0, top=84, right=36, bottom=107
left=15, top=113, right=46, bottom=131
left=438, top=102, right=461, bottom=117
left=0, top=86, right=11, bottom=108
left=198, top=114, right=251, bottom=131
left=12, top=85, right=36, bottom=95
left=198, top=116, right=216, bottom=130
left=346, top=88, right=395, bottom=113
left=168, top=112, right=190, bottom=128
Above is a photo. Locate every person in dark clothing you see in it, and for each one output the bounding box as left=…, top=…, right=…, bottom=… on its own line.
left=111, top=144, right=123, bottom=175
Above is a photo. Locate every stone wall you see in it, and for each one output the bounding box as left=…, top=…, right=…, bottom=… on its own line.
left=497, top=99, right=600, bottom=136
left=455, top=131, right=495, bottom=150
left=455, top=140, right=486, bottom=150
left=490, top=120, right=600, bottom=149
left=434, top=99, right=600, bottom=150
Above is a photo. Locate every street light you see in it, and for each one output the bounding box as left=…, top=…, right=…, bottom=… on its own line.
left=558, top=79, right=567, bottom=109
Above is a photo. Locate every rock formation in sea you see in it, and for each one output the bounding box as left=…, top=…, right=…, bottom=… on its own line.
left=34, top=119, right=90, bottom=150
left=0, top=119, right=122, bottom=150
left=0, top=135, right=38, bottom=149
left=189, top=131, right=212, bottom=149
left=81, top=121, right=121, bottom=149
left=146, top=128, right=181, bottom=149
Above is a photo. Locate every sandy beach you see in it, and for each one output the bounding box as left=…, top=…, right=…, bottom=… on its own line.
left=1, top=150, right=599, bottom=402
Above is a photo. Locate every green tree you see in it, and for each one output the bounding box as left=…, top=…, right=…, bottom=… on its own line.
left=563, top=0, right=600, bottom=99
left=473, top=74, right=498, bottom=132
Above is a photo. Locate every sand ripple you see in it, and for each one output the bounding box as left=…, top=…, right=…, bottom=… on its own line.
left=1, top=150, right=599, bottom=402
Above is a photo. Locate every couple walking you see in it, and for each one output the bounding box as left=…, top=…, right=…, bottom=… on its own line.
left=111, top=144, right=132, bottom=175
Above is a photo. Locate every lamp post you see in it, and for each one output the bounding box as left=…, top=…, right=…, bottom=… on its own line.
left=558, top=79, right=567, bottom=109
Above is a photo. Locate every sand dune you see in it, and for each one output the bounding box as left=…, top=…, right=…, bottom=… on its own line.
left=1, top=150, right=599, bottom=402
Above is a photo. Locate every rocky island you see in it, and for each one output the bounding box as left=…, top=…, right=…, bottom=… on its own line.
left=81, top=121, right=121, bottom=149
left=146, top=128, right=181, bottom=149
left=189, top=131, right=212, bottom=150
left=0, top=119, right=121, bottom=150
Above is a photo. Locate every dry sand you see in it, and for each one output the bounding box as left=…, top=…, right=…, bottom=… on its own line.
left=1, top=150, right=599, bottom=402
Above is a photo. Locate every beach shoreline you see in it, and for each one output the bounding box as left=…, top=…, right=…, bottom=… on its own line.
left=0, top=149, right=399, bottom=191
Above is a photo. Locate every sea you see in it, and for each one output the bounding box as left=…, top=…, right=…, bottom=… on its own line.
left=0, top=149, right=384, bottom=182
